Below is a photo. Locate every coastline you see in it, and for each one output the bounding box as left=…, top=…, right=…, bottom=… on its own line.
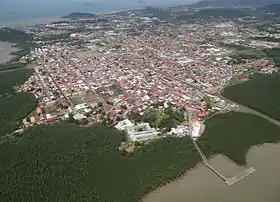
left=1, top=16, right=62, bottom=28
left=143, top=142, right=280, bottom=202
left=0, top=7, right=144, bottom=28
left=1, top=6, right=280, bottom=202
left=0, top=41, right=19, bottom=64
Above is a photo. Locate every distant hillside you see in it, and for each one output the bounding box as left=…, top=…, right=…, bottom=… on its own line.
left=188, top=0, right=280, bottom=8
left=176, top=8, right=251, bottom=21
left=193, top=8, right=247, bottom=19
left=61, top=12, right=96, bottom=20
left=258, top=4, right=280, bottom=16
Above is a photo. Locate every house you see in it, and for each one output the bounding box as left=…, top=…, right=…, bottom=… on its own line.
left=46, top=113, right=58, bottom=122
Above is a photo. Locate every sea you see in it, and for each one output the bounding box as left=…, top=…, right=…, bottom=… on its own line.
left=0, top=0, right=143, bottom=27
left=0, top=0, right=198, bottom=27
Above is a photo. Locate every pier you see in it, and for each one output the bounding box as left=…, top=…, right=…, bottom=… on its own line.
left=187, top=108, right=255, bottom=186
left=192, top=138, right=255, bottom=186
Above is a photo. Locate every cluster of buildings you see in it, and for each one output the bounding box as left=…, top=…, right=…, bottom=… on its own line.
left=18, top=8, right=278, bottom=140
left=115, top=118, right=203, bottom=142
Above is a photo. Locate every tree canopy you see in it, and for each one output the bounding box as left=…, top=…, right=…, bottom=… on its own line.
left=1, top=112, right=279, bottom=201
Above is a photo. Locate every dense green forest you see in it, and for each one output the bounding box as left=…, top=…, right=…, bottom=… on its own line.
left=198, top=112, right=280, bottom=165
left=0, top=27, right=33, bottom=43
left=192, top=8, right=247, bottom=19
left=0, top=123, right=201, bottom=202
left=0, top=27, right=35, bottom=64
left=0, top=93, right=37, bottom=137
left=0, top=27, right=37, bottom=136
left=0, top=69, right=37, bottom=137
left=223, top=73, right=280, bottom=120
left=0, top=69, right=32, bottom=94
left=130, top=106, right=185, bottom=130
left=0, top=112, right=279, bottom=201
left=230, top=49, right=266, bottom=64
left=222, top=43, right=280, bottom=65
left=263, top=48, right=280, bottom=66
left=0, top=62, right=27, bottom=71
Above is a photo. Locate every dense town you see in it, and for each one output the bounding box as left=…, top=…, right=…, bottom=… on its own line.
left=15, top=8, right=279, bottom=142
left=2, top=3, right=280, bottom=201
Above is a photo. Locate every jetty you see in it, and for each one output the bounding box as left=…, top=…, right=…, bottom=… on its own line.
left=188, top=108, right=256, bottom=186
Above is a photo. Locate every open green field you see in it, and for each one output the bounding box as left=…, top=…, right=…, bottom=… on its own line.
left=223, top=73, right=280, bottom=121
left=0, top=112, right=279, bottom=202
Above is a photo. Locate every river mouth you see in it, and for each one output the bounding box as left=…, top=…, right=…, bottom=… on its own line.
left=0, top=41, right=19, bottom=64
left=143, top=143, right=280, bottom=202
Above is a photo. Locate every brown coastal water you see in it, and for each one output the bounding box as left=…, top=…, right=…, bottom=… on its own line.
left=0, top=41, right=18, bottom=64
left=143, top=143, right=280, bottom=202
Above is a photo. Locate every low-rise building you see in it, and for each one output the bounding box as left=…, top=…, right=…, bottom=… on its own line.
left=115, top=119, right=134, bottom=131
left=125, top=123, right=159, bottom=142
left=170, top=125, right=189, bottom=137
left=73, top=113, right=86, bottom=121
left=74, top=103, right=88, bottom=111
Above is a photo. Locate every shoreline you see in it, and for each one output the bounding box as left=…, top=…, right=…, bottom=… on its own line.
left=0, top=41, right=19, bottom=65
left=0, top=7, right=144, bottom=28
left=143, top=142, right=280, bottom=202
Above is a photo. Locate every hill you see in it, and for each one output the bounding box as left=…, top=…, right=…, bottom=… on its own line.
left=188, top=0, right=280, bottom=8
left=61, top=12, right=96, bottom=20
left=257, top=4, right=280, bottom=16
left=192, top=8, right=247, bottom=19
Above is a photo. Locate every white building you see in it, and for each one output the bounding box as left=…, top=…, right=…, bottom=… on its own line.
left=191, top=121, right=203, bottom=140
left=125, top=123, right=159, bottom=142
left=73, top=113, right=86, bottom=121
left=74, top=103, right=88, bottom=111
left=170, top=125, right=189, bottom=137
left=115, top=119, right=134, bottom=131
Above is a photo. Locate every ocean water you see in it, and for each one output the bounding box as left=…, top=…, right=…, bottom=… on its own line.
left=0, top=0, right=198, bottom=26
left=0, top=0, right=142, bottom=26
